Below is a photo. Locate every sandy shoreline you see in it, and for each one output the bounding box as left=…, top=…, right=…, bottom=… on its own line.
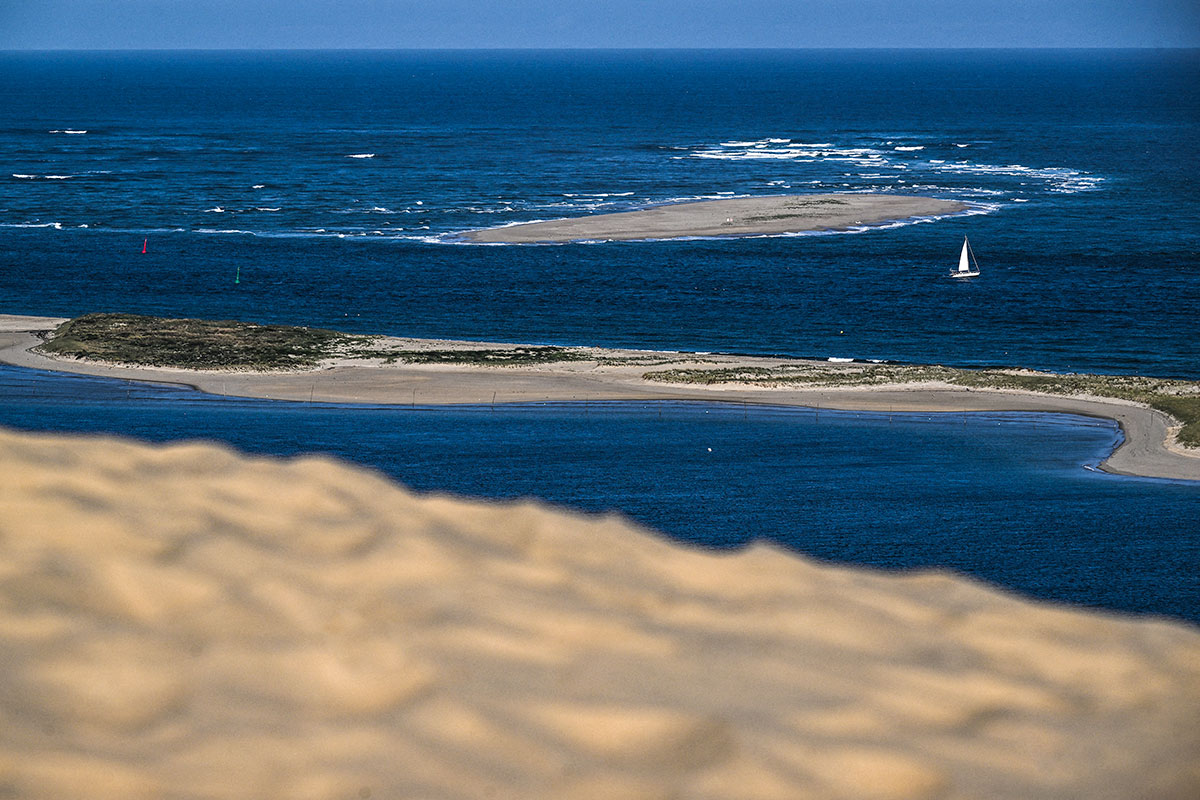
left=2, top=314, right=1198, bottom=482
left=461, top=193, right=968, bottom=243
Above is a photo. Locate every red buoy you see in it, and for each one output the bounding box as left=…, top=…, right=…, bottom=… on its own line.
left=141, top=238, right=147, bottom=254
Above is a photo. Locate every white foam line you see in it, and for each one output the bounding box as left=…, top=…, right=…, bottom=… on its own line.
left=347, top=153, right=376, bottom=159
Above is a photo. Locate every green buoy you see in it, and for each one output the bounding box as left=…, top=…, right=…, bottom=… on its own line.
left=235, top=265, right=240, bottom=285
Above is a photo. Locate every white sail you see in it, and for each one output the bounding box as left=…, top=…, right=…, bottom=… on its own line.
left=950, top=236, right=979, bottom=277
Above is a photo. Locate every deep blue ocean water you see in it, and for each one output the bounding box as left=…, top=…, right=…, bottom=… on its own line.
left=1, top=51, right=1197, bottom=620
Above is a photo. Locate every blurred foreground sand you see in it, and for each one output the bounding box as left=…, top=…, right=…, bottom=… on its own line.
left=1, top=427, right=1197, bottom=799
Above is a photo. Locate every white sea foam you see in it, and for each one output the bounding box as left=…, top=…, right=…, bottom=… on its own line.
left=45, top=175, right=73, bottom=180
left=252, top=184, right=266, bottom=189
left=828, top=357, right=854, bottom=363
left=12, top=174, right=36, bottom=179
left=203, top=206, right=225, bottom=213
left=679, top=135, right=1102, bottom=196
left=2, top=222, right=64, bottom=229
left=930, top=161, right=1101, bottom=192
left=347, top=153, right=376, bottom=159
left=49, top=129, right=87, bottom=134
left=464, top=204, right=518, bottom=214
left=253, top=207, right=281, bottom=212
left=682, top=140, right=890, bottom=167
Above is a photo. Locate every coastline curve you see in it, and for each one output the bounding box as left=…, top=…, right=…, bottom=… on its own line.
left=2, top=315, right=1197, bottom=482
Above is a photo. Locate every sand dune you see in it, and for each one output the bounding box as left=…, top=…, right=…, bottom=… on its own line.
left=1, top=426, right=1197, bottom=799
left=461, top=194, right=967, bottom=243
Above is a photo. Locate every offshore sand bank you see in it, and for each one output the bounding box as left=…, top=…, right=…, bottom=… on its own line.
left=460, top=193, right=968, bottom=243
left=1, top=315, right=1198, bottom=482
left=1, top=424, right=1198, bottom=799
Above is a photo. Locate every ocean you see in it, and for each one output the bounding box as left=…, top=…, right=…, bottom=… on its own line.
left=1, top=50, right=1197, bottom=619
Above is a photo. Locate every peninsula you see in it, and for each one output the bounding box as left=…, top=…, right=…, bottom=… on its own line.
left=2, top=313, right=1198, bottom=482
left=461, top=193, right=968, bottom=243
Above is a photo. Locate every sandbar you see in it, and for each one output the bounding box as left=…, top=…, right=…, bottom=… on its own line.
left=2, top=314, right=1198, bottom=482
left=461, top=193, right=968, bottom=243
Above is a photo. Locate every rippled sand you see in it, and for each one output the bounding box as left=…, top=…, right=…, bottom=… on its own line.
left=1, top=427, right=1197, bottom=799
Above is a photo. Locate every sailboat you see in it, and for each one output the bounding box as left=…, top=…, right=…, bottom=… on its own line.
left=950, top=236, right=980, bottom=278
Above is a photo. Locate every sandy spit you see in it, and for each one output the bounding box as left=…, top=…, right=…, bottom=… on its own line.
left=460, top=193, right=968, bottom=243
left=0, top=425, right=1197, bottom=799
left=2, top=316, right=1198, bottom=482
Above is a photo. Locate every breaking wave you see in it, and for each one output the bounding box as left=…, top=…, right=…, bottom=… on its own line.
left=676, top=136, right=1102, bottom=197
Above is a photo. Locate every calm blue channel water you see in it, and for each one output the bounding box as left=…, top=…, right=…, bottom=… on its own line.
left=1, top=364, right=1196, bottom=622
left=1, top=51, right=1197, bottom=621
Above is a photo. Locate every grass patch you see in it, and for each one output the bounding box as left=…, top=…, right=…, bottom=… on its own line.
left=379, top=346, right=591, bottom=366
left=1149, top=395, right=1200, bottom=448
left=645, top=363, right=1200, bottom=448
left=39, top=313, right=367, bottom=371
left=645, top=363, right=960, bottom=387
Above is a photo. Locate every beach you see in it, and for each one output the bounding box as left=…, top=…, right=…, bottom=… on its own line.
left=1, top=424, right=1198, bottom=799
left=2, top=314, right=1197, bottom=482
left=461, top=194, right=968, bottom=243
